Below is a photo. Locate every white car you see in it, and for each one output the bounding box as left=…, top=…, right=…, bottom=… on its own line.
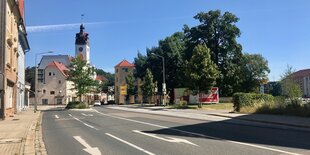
left=94, top=100, right=101, bottom=106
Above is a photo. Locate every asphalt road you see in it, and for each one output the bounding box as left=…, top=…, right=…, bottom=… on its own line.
left=42, top=106, right=310, bottom=155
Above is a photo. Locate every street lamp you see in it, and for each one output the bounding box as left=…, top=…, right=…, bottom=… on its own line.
left=34, top=51, right=54, bottom=112
left=151, top=53, right=166, bottom=106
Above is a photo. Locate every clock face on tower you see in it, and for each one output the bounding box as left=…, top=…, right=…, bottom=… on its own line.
left=79, top=47, right=83, bottom=52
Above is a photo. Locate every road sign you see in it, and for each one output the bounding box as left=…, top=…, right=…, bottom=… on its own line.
left=120, top=85, right=127, bottom=95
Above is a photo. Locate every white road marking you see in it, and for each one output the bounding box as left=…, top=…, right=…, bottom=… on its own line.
left=73, top=136, right=101, bottom=155
left=55, top=115, right=59, bottom=119
left=94, top=110, right=302, bottom=155
left=82, top=113, right=94, bottom=117
left=69, top=114, right=98, bottom=130
left=133, top=130, right=198, bottom=147
left=105, top=133, right=155, bottom=155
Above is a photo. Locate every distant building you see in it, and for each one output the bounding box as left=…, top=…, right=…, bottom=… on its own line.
left=114, top=60, right=135, bottom=104
left=290, top=69, right=310, bottom=97
left=37, top=61, right=76, bottom=105
left=35, top=24, right=106, bottom=105
left=37, top=55, right=71, bottom=83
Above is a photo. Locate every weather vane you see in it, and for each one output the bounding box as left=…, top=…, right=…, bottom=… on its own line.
left=81, top=14, right=85, bottom=24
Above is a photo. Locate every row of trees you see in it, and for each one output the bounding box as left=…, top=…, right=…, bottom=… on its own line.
left=134, top=10, right=270, bottom=101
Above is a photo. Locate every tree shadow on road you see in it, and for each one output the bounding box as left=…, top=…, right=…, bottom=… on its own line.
left=144, top=116, right=310, bottom=150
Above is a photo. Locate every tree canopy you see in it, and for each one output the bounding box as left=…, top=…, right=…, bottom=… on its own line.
left=67, top=57, right=98, bottom=101
left=133, top=10, right=271, bottom=99
left=240, top=53, right=270, bottom=93
left=186, top=44, right=219, bottom=93
left=184, top=10, right=243, bottom=96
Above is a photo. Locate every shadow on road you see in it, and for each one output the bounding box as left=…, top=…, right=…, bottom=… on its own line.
left=144, top=115, right=310, bottom=150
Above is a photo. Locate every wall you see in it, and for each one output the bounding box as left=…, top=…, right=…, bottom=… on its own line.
left=16, top=42, right=25, bottom=112
left=37, top=67, right=67, bottom=105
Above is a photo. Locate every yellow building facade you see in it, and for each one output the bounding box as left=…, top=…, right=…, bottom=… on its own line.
left=0, top=0, right=27, bottom=119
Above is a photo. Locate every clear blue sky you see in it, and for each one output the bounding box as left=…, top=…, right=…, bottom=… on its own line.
left=25, top=0, right=310, bottom=81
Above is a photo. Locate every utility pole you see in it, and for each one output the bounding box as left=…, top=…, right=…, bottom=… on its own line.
left=151, top=53, right=166, bottom=106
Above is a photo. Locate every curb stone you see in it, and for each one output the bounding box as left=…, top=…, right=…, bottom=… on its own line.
left=23, top=112, right=40, bottom=155
left=35, top=112, right=47, bottom=155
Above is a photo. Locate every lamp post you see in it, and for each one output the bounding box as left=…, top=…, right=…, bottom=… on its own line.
left=34, top=51, right=53, bottom=112
left=151, top=53, right=166, bottom=106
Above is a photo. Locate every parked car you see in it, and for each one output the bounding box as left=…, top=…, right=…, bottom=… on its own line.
left=94, top=100, right=101, bottom=106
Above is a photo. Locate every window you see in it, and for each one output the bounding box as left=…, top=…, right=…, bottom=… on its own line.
left=122, top=68, right=128, bottom=72
left=59, top=80, right=61, bottom=84
left=49, top=72, right=52, bottom=76
left=50, top=91, right=55, bottom=95
left=43, top=89, right=46, bottom=94
left=42, top=99, right=48, bottom=105
left=116, top=69, right=118, bottom=73
left=53, top=72, right=55, bottom=76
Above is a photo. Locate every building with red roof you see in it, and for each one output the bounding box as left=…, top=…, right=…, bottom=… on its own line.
left=37, top=61, right=76, bottom=105
left=114, top=60, right=137, bottom=104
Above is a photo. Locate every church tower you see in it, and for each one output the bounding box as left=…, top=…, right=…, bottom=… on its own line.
left=75, top=24, right=90, bottom=63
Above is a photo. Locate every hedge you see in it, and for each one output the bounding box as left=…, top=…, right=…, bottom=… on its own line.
left=233, top=93, right=274, bottom=112
left=66, top=101, right=89, bottom=109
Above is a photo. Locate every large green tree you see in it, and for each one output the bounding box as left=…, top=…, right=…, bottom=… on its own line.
left=67, top=57, right=98, bottom=102
left=240, top=53, right=270, bottom=93
left=134, top=32, right=186, bottom=102
left=184, top=10, right=243, bottom=96
left=186, top=44, right=219, bottom=107
left=142, top=68, right=155, bottom=103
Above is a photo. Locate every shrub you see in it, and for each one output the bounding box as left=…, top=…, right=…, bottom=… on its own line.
left=233, top=93, right=274, bottom=112
left=66, top=101, right=89, bottom=109
left=173, top=100, right=190, bottom=109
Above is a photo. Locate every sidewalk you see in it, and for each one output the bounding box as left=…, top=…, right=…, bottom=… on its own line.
left=107, top=105, right=310, bottom=129
left=0, top=107, right=39, bottom=155
left=0, top=105, right=60, bottom=155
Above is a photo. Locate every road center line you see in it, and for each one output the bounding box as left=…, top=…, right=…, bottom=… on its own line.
left=69, top=114, right=99, bottom=130
left=55, top=115, right=59, bottom=119
left=105, top=133, right=155, bottom=155
left=133, top=130, right=198, bottom=147
left=94, top=110, right=301, bottom=155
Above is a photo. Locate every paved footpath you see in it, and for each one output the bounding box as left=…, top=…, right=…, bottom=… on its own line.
left=0, top=105, right=63, bottom=155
